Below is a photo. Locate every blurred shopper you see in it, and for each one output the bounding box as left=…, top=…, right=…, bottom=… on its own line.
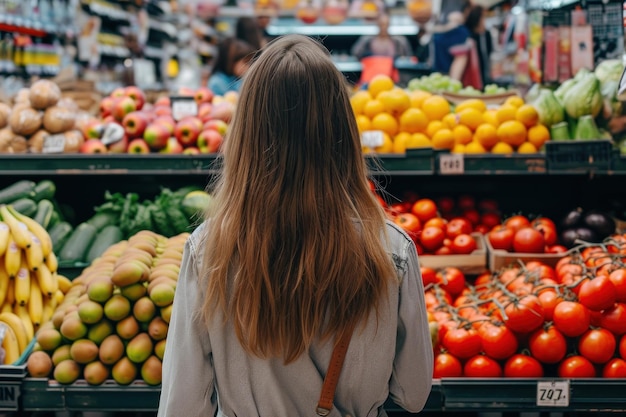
left=207, top=37, right=255, bottom=96
left=430, top=0, right=472, bottom=81
left=158, top=34, right=433, bottom=417
left=351, top=13, right=413, bottom=60
left=465, top=4, right=493, bottom=86
left=235, top=16, right=267, bottom=51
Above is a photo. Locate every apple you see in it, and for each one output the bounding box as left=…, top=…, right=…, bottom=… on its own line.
left=209, top=101, right=235, bottom=123
left=112, top=97, right=137, bottom=122
left=198, top=103, right=213, bottom=122
left=80, top=139, right=108, bottom=154
left=154, top=105, right=172, bottom=117
left=203, top=119, right=228, bottom=137
left=124, top=86, right=146, bottom=110
left=153, top=116, right=176, bottom=134
left=174, top=117, right=203, bottom=147
left=183, top=147, right=201, bottom=155
left=154, top=96, right=170, bottom=107
left=102, top=115, right=116, bottom=124
left=122, top=111, right=150, bottom=138
left=160, top=137, right=184, bottom=154
left=177, top=87, right=195, bottom=97
left=127, top=138, right=151, bottom=154
left=107, top=134, right=129, bottom=153
left=143, top=123, right=171, bottom=151
left=197, top=129, right=223, bottom=153
left=110, top=87, right=126, bottom=98
left=100, top=97, right=116, bottom=118
left=194, top=87, right=214, bottom=105
left=224, top=91, right=239, bottom=105
left=80, top=119, right=105, bottom=139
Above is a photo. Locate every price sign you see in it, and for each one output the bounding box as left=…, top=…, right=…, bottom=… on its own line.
left=101, top=123, right=125, bottom=145
left=171, top=96, right=198, bottom=121
left=0, top=384, right=20, bottom=410
left=361, top=131, right=384, bottom=148
left=439, top=153, right=464, bottom=174
left=536, top=380, right=570, bottom=407
left=42, top=134, right=65, bottom=154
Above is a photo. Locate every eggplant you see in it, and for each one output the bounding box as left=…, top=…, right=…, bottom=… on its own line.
left=560, top=227, right=599, bottom=248
left=582, top=210, right=616, bottom=238
left=560, top=208, right=584, bottom=230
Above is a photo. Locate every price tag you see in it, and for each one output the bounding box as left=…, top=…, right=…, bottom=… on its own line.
left=171, top=96, right=198, bottom=121
left=439, top=153, right=464, bottom=174
left=42, top=134, right=65, bottom=154
left=361, top=130, right=384, bottom=148
left=101, top=123, right=125, bottom=145
left=536, top=380, right=570, bottom=407
left=0, top=384, right=21, bottom=410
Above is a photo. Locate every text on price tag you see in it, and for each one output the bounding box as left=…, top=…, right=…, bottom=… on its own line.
left=0, top=384, right=20, bottom=410
left=42, top=134, right=65, bottom=154
left=171, top=96, right=198, bottom=121
left=439, top=153, right=464, bottom=174
left=536, top=380, right=569, bottom=407
left=361, top=131, right=385, bottom=148
left=101, top=123, right=125, bottom=145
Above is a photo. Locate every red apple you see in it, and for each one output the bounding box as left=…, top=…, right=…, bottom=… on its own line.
left=183, top=147, right=201, bottom=155
left=194, top=87, right=214, bottom=105
left=177, top=87, right=195, bottom=97
left=127, top=138, right=151, bottom=154
left=198, top=103, right=213, bottom=122
left=174, top=117, right=203, bottom=147
left=80, top=119, right=105, bottom=139
left=209, top=101, right=235, bottom=123
left=110, top=87, right=126, bottom=98
left=107, top=134, right=129, bottom=153
left=112, top=97, right=137, bottom=122
left=124, top=86, right=146, bottom=110
left=154, top=96, right=170, bottom=107
left=100, top=97, right=116, bottom=118
left=154, top=105, right=172, bottom=117
left=102, top=115, right=116, bottom=124
left=153, top=116, right=176, bottom=134
left=122, top=111, right=150, bottom=138
left=160, top=137, right=184, bottom=154
left=80, top=139, right=108, bottom=154
left=197, top=129, right=223, bottom=153
left=203, top=119, right=228, bottom=137
left=143, top=123, right=171, bottom=151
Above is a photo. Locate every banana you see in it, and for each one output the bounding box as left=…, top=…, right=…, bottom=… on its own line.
left=0, top=221, right=9, bottom=257
left=0, top=304, right=11, bottom=314
left=25, top=232, right=44, bottom=272
left=28, top=276, right=43, bottom=328
left=14, top=259, right=30, bottom=306
left=35, top=264, right=55, bottom=298
left=4, top=236, right=20, bottom=278
left=42, top=295, right=57, bottom=324
left=0, top=312, right=29, bottom=353
left=5, top=277, right=14, bottom=307
left=7, top=206, right=51, bottom=258
left=54, top=289, right=64, bottom=306
left=0, top=266, right=10, bottom=307
left=0, top=205, right=31, bottom=249
left=56, top=274, right=71, bottom=294
left=45, top=251, right=58, bottom=274
left=0, top=323, right=21, bottom=364
left=14, top=304, right=34, bottom=341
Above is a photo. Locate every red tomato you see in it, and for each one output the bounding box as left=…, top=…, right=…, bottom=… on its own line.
left=537, top=288, right=562, bottom=321
left=532, top=217, right=557, bottom=232
left=451, top=234, right=477, bottom=254
left=620, top=334, right=626, bottom=360
left=462, top=209, right=480, bottom=226
left=434, top=246, right=452, bottom=255
left=546, top=245, right=568, bottom=254
left=389, top=202, right=410, bottom=215
left=609, top=268, right=626, bottom=303
left=463, top=355, right=502, bottom=377
left=423, top=217, right=447, bottom=230
left=478, top=198, right=499, bottom=212
left=480, top=212, right=501, bottom=229
left=437, top=197, right=455, bottom=213
left=603, top=358, right=626, bottom=378
left=478, top=322, right=518, bottom=360
left=437, top=267, right=466, bottom=296
left=487, top=226, right=515, bottom=251
left=504, top=354, right=544, bottom=378
left=558, top=356, right=596, bottom=378
left=411, top=198, right=438, bottom=222
left=528, top=325, right=567, bottom=364
left=578, top=275, right=617, bottom=312
left=578, top=328, right=617, bottom=364
left=457, top=195, right=475, bottom=211
left=442, top=326, right=482, bottom=359
left=420, top=266, right=437, bottom=286
left=420, top=226, right=446, bottom=251
left=504, top=215, right=531, bottom=232
left=433, top=352, right=463, bottom=378
left=473, top=224, right=490, bottom=234
left=503, top=295, right=545, bottom=334
left=533, top=222, right=557, bottom=246
left=446, top=218, right=473, bottom=239
left=393, top=213, right=421, bottom=234
left=599, top=303, right=626, bottom=336
left=553, top=301, right=591, bottom=337
left=513, top=227, right=545, bottom=254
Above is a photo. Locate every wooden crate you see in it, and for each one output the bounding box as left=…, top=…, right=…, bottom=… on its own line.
left=419, top=233, right=488, bottom=275
left=486, top=237, right=571, bottom=271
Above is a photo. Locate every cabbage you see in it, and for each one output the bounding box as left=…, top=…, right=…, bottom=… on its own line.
left=574, top=115, right=601, bottom=140
left=531, top=88, right=565, bottom=127
left=563, top=73, right=603, bottom=119
left=554, top=78, right=577, bottom=105
left=595, top=59, right=624, bottom=84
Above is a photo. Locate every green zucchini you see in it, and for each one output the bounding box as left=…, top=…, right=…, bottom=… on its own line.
left=0, top=180, right=36, bottom=204
left=86, top=211, right=119, bottom=231
left=32, top=180, right=56, bottom=202
left=49, top=222, right=73, bottom=252
left=59, top=223, right=98, bottom=264
left=10, top=198, right=38, bottom=218
left=33, top=199, right=55, bottom=229
left=48, top=210, right=61, bottom=229
left=86, top=225, right=123, bottom=264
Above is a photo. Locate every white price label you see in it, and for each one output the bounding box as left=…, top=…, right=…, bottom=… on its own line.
left=361, top=130, right=385, bottom=148
left=536, top=380, right=570, bottom=407
left=101, top=123, right=125, bottom=145
left=171, top=97, right=198, bottom=121
left=439, top=153, right=464, bottom=174
left=42, top=134, right=65, bottom=154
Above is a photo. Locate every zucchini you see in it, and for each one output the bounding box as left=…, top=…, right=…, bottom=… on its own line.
left=49, top=222, right=73, bottom=252
left=10, top=198, right=38, bottom=218
left=0, top=180, right=36, bottom=204
left=32, top=180, right=56, bottom=202
left=33, top=199, right=55, bottom=229
left=85, top=225, right=123, bottom=264
left=59, top=223, right=98, bottom=264
left=48, top=210, right=61, bottom=229
left=86, top=211, right=119, bottom=231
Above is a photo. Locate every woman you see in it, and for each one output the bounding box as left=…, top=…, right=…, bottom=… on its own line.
left=430, top=0, right=472, bottom=80
left=465, top=5, right=493, bottom=87
left=158, top=34, right=433, bottom=417
left=351, top=13, right=413, bottom=60
left=235, top=16, right=267, bottom=51
left=207, top=37, right=255, bottom=96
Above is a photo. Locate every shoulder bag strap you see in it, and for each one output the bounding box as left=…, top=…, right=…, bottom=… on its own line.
left=316, top=325, right=355, bottom=416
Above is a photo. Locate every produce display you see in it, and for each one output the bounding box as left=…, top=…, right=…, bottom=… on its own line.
left=407, top=73, right=511, bottom=96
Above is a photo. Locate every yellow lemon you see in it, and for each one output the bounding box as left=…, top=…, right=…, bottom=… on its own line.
left=497, top=120, right=527, bottom=148
left=363, top=99, right=385, bottom=119
left=406, top=133, right=432, bottom=148
left=464, top=141, right=487, bottom=154
left=431, top=128, right=455, bottom=150
left=455, top=98, right=487, bottom=113
left=496, top=105, right=518, bottom=124
left=517, top=141, right=539, bottom=154
left=426, top=120, right=445, bottom=138
left=504, top=95, right=525, bottom=108
left=451, top=143, right=466, bottom=154
left=374, top=132, right=394, bottom=153
left=474, top=123, right=499, bottom=150
left=368, top=75, right=395, bottom=98
left=399, top=108, right=429, bottom=134
left=350, top=90, right=373, bottom=115
left=422, top=95, right=451, bottom=121
left=453, top=125, right=473, bottom=145
left=515, top=104, right=540, bottom=128
left=442, top=113, right=460, bottom=129
left=355, top=114, right=371, bottom=133
left=371, top=112, right=399, bottom=137
left=527, top=124, right=551, bottom=149
left=482, top=109, right=500, bottom=127
left=393, top=132, right=411, bottom=154
left=458, top=108, right=484, bottom=131
left=409, top=90, right=432, bottom=109
left=491, top=141, right=514, bottom=154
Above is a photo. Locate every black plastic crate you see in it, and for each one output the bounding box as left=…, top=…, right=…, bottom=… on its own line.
left=545, top=139, right=613, bottom=173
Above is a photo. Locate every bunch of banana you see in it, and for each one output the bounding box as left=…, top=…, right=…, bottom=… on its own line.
left=0, top=204, right=71, bottom=364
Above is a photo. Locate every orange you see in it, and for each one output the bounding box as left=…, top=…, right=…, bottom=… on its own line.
left=393, top=132, right=411, bottom=154
left=457, top=108, right=484, bottom=131
left=496, top=105, right=518, bottom=124
left=371, top=112, right=399, bottom=136
left=426, top=120, right=445, bottom=138
left=350, top=90, right=372, bottom=115
left=451, top=143, right=466, bottom=154
left=399, top=108, right=429, bottom=134
left=455, top=98, right=487, bottom=113
left=517, top=141, right=538, bottom=154
left=442, top=113, right=459, bottom=129
left=355, top=114, right=371, bottom=133
left=384, top=89, right=410, bottom=116
left=527, top=124, right=550, bottom=149
left=374, top=132, right=394, bottom=153
left=431, top=128, right=454, bottom=150
left=482, top=109, right=499, bottom=127
left=368, top=75, right=395, bottom=98
left=515, top=104, right=540, bottom=128
left=363, top=99, right=385, bottom=119
left=409, top=90, right=432, bottom=109
left=406, top=133, right=432, bottom=148
left=491, top=141, right=514, bottom=154
left=474, top=123, right=499, bottom=150
left=504, top=95, right=525, bottom=108
left=422, top=95, right=451, bottom=121
left=497, top=120, right=527, bottom=148
left=464, top=141, right=487, bottom=154
left=453, top=125, right=473, bottom=145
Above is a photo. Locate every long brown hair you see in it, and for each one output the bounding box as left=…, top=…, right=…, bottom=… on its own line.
left=201, top=34, right=397, bottom=363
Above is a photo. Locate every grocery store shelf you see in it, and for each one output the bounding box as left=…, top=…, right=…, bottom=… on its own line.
left=435, top=151, right=547, bottom=175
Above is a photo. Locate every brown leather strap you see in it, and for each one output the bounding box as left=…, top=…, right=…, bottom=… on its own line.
left=316, top=326, right=355, bottom=416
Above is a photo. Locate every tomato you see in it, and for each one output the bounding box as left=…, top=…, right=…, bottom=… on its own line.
left=603, top=358, right=626, bottom=378
left=504, top=354, right=544, bottom=378
left=420, top=226, right=446, bottom=251
left=487, top=226, right=515, bottom=251
left=434, top=246, right=452, bottom=255
left=462, top=209, right=480, bottom=226
left=457, top=195, right=475, bottom=211
left=473, top=224, right=490, bottom=234
left=546, top=245, right=568, bottom=254
left=553, top=301, right=590, bottom=337
left=433, top=352, right=463, bottom=378
left=389, top=202, right=410, bottom=215
left=598, top=303, right=626, bottom=336
left=478, top=198, right=498, bottom=212
left=609, top=268, right=626, bottom=303
left=480, top=212, right=501, bottom=229
left=451, top=234, right=477, bottom=255
left=620, top=334, right=626, bottom=360
left=446, top=218, right=473, bottom=239
left=423, top=217, right=447, bottom=230
left=529, top=325, right=567, bottom=364
left=532, top=216, right=557, bottom=232
left=504, top=215, right=531, bottom=232
left=442, top=326, right=482, bottom=359
left=393, top=213, right=421, bottom=234
left=411, top=198, right=438, bottom=222
left=537, top=288, right=562, bottom=321
left=437, top=267, right=466, bottom=296
left=513, top=227, right=545, bottom=254
left=578, top=275, right=617, bottom=312
left=474, top=272, right=492, bottom=287
left=579, top=328, right=617, bottom=364
left=420, top=266, right=437, bottom=287
left=478, top=322, right=518, bottom=360
left=533, top=222, right=557, bottom=246
left=503, top=295, right=545, bottom=334
left=558, top=355, right=596, bottom=378
left=463, top=355, right=502, bottom=377
left=437, top=197, right=455, bottom=213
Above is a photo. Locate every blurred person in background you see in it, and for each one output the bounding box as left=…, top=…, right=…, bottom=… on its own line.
left=351, top=12, right=413, bottom=60
left=430, top=0, right=472, bottom=81
left=465, top=5, right=493, bottom=87
left=208, top=38, right=256, bottom=96
left=236, top=16, right=267, bottom=51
